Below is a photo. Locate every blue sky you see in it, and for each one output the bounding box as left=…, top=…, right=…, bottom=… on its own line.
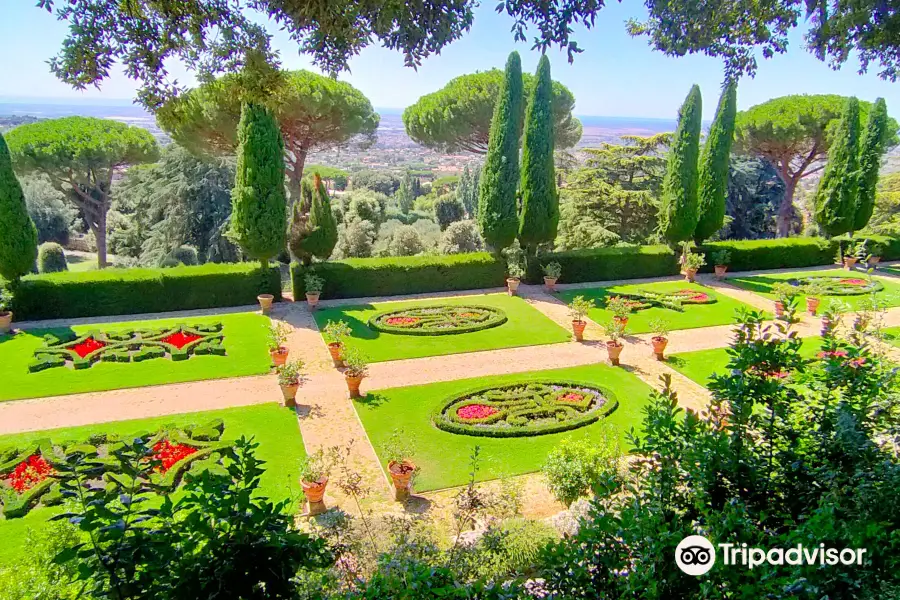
left=1, top=2, right=898, bottom=119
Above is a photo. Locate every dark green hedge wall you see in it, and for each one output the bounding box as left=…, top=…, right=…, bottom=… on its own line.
left=526, top=246, right=680, bottom=283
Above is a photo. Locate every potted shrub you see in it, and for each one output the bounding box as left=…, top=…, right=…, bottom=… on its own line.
left=304, top=272, right=325, bottom=310
left=0, top=289, right=12, bottom=335
left=568, top=295, right=594, bottom=342
left=772, top=282, right=797, bottom=319
left=606, top=295, right=631, bottom=328
left=682, top=248, right=706, bottom=283
left=711, top=249, right=731, bottom=280
left=803, top=280, right=827, bottom=316
left=266, top=321, right=291, bottom=366
left=384, top=429, right=416, bottom=502
left=649, top=318, right=670, bottom=361
left=542, top=262, right=562, bottom=292
left=257, top=293, right=275, bottom=314
left=858, top=239, right=881, bottom=267
left=323, top=319, right=351, bottom=367
left=602, top=319, right=626, bottom=366
left=343, top=347, right=369, bottom=398
left=843, top=242, right=859, bottom=270
left=299, top=449, right=334, bottom=515
left=276, top=359, right=305, bottom=407
left=503, top=241, right=526, bottom=296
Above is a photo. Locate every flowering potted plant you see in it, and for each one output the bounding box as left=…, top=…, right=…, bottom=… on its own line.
left=803, top=280, right=827, bottom=316
left=649, top=318, right=670, bottom=360
left=343, top=347, right=369, bottom=398
left=0, top=288, right=12, bottom=335
left=266, top=321, right=291, bottom=366
left=323, top=319, right=351, bottom=366
left=542, top=262, right=562, bottom=292
left=602, top=319, right=626, bottom=366
left=304, top=272, right=325, bottom=310
left=503, top=241, right=526, bottom=296
left=606, top=295, right=631, bottom=327
left=772, top=282, right=797, bottom=319
left=568, top=295, right=594, bottom=342
left=384, top=428, right=417, bottom=501
left=711, top=249, right=731, bottom=280
left=299, top=448, right=334, bottom=514
left=682, top=248, right=706, bottom=283
left=276, top=359, right=305, bottom=406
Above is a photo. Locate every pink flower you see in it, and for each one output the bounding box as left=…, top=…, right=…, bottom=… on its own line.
left=817, top=350, right=849, bottom=359
left=457, top=404, right=498, bottom=420
left=839, top=278, right=867, bottom=285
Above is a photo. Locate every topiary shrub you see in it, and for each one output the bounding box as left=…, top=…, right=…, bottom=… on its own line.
left=37, top=242, right=67, bottom=273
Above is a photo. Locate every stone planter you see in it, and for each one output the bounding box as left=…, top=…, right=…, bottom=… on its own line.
left=327, top=342, right=344, bottom=367
left=388, top=460, right=416, bottom=501
left=270, top=346, right=289, bottom=367
left=301, top=478, right=328, bottom=515
left=506, top=278, right=520, bottom=296
left=774, top=300, right=785, bottom=319
left=606, top=341, right=624, bottom=366
left=684, top=267, right=698, bottom=283
left=0, top=311, right=11, bottom=335
left=257, top=293, right=274, bottom=314
left=843, top=257, right=858, bottom=270
left=306, top=291, right=320, bottom=310
left=571, top=320, right=587, bottom=342
left=280, top=383, right=299, bottom=407
left=714, top=265, right=728, bottom=280
left=543, top=276, right=558, bottom=292
left=346, top=373, right=365, bottom=398
left=651, top=336, right=668, bottom=361
left=806, top=297, right=821, bottom=316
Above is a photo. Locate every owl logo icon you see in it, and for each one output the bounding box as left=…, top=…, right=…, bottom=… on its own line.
left=675, top=535, right=716, bottom=576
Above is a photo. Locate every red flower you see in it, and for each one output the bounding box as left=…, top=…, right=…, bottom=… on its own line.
left=839, top=278, right=866, bottom=285
left=161, top=331, right=203, bottom=349
left=69, top=337, right=106, bottom=358
left=386, top=317, right=420, bottom=326
left=6, top=455, right=54, bottom=494
left=150, top=440, right=197, bottom=473
left=847, top=357, right=867, bottom=368
left=558, top=392, right=585, bottom=403
left=457, top=404, right=499, bottom=420
left=676, top=290, right=710, bottom=302
left=817, top=350, right=849, bottom=359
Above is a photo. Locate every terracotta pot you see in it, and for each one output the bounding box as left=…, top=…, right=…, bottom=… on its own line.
left=346, top=373, right=364, bottom=398
left=327, top=342, right=344, bottom=366
left=714, top=265, right=728, bottom=280
left=613, top=316, right=629, bottom=328
left=843, top=257, right=858, bottom=270
left=806, top=297, right=821, bottom=316
left=651, top=336, right=668, bottom=360
left=543, top=276, right=558, bottom=292
left=388, top=460, right=416, bottom=500
left=774, top=300, right=785, bottom=318
left=606, top=341, right=624, bottom=366
left=280, top=383, right=299, bottom=406
left=506, top=277, right=520, bottom=296
left=257, top=293, right=274, bottom=314
left=301, top=478, right=328, bottom=503
left=684, top=267, right=698, bottom=283
left=306, top=291, right=320, bottom=310
left=0, top=311, right=11, bottom=335
left=869, top=256, right=881, bottom=267
left=571, top=319, right=587, bottom=342
left=270, top=346, right=289, bottom=367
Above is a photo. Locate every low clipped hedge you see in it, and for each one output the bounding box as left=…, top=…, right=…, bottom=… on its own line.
left=11, top=263, right=281, bottom=321
left=699, top=238, right=840, bottom=272
left=526, top=245, right=679, bottom=284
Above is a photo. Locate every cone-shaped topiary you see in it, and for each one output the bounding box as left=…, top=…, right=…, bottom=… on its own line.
left=0, top=131, right=38, bottom=282
left=295, top=173, right=338, bottom=262
left=694, top=81, right=737, bottom=243
left=230, top=102, right=287, bottom=266
left=815, top=97, right=860, bottom=237
left=659, top=85, right=702, bottom=246
left=518, top=54, right=559, bottom=253
left=478, top=51, right=523, bottom=254
left=854, top=97, right=889, bottom=232
left=37, top=242, right=68, bottom=273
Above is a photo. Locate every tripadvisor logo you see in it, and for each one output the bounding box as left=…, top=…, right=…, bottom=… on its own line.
left=675, top=535, right=867, bottom=576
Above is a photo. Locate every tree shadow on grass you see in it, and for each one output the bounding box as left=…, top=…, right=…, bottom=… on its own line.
left=728, top=275, right=787, bottom=295
left=354, top=392, right=390, bottom=408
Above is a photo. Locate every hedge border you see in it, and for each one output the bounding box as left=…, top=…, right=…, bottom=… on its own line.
left=367, top=304, right=508, bottom=336
left=792, top=275, right=885, bottom=296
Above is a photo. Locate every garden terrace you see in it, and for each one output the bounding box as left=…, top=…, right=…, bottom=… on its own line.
left=728, top=268, right=900, bottom=309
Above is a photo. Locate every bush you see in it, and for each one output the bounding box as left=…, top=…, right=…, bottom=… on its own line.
left=22, top=176, right=77, bottom=244
left=434, top=195, right=465, bottom=230
left=542, top=433, right=620, bottom=506
left=699, top=237, right=840, bottom=272
left=527, top=245, right=680, bottom=283
left=12, top=263, right=281, bottom=320
left=37, top=242, right=68, bottom=273
left=166, top=245, right=199, bottom=266
left=384, top=225, right=424, bottom=256
left=439, top=220, right=484, bottom=254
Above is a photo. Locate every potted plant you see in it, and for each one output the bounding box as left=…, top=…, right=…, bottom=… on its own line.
left=602, top=319, right=626, bottom=366
left=568, top=295, right=594, bottom=342
left=299, top=449, right=334, bottom=515
left=682, top=248, right=706, bottom=283
left=711, top=249, right=731, bottom=280
left=843, top=242, right=859, bottom=270
left=542, top=262, right=562, bottom=292
left=503, top=241, right=526, bottom=296
left=267, top=321, right=291, bottom=366
left=304, top=272, right=325, bottom=310
left=0, top=288, right=12, bottom=335
left=649, top=318, right=670, bottom=361
left=276, top=359, right=305, bottom=407
left=257, top=293, right=275, bottom=314
left=606, top=295, right=631, bottom=328
left=323, top=319, right=351, bottom=367
left=384, top=429, right=416, bottom=501
left=772, top=282, right=797, bottom=319
left=858, top=239, right=881, bottom=267
left=803, top=280, right=827, bottom=316
left=343, top=347, right=369, bottom=398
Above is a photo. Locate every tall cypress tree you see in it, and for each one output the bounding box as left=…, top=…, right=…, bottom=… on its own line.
left=289, top=179, right=314, bottom=264
left=694, top=81, right=737, bottom=243
left=478, top=51, right=523, bottom=253
left=0, top=131, right=38, bottom=282
left=854, top=97, right=889, bottom=232
left=518, top=54, right=559, bottom=253
left=815, top=97, right=860, bottom=237
left=230, top=102, right=287, bottom=267
left=298, top=173, right=338, bottom=261
left=659, top=85, right=703, bottom=246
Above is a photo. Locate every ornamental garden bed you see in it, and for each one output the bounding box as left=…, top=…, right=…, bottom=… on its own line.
left=558, top=281, right=759, bottom=334
left=0, top=312, right=270, bottom=402
left=353, top=363, right=653, bottom=491
left=313, top=293, right=569, bottom=362
left=0, top=403, right=305, bottom=568
left=728, top=269, right=900, bottom=309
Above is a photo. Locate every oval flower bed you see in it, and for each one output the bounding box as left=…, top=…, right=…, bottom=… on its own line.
left=433, top=380, right=618, bottom=437
left=368, top=305, right=508, bottom=336
left=609, top=289, right=717, bottom=313
left=790, top=276, right=884, bottom=296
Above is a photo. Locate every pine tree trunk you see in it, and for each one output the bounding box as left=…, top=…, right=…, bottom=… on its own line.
left=93, top=206, right=109, bottom=269
left=776, top=176, right=797, bottom=238
left=286, top=149, right=308, bottom=206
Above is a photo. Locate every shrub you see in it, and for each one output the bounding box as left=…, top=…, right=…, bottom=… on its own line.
left=385, top=224, right=425, bottom=256
left=335, top=219, right=377, bottom=258
left=439, top=220, right=483, bottom=254
left=22, top=175, right=77, bottom=244
left=699, top=238, right=840, bottom=272
left=527, top=245, right=680, bottom=283
left=37, top=242, right=68, bottom=273
left=166, top=244, right=199, bottom=266
left=434, top=195, right=465, bottom=230
left=542, top=432, right=620, bottom=507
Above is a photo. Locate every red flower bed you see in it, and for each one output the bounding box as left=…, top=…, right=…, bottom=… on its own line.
left=161, top=331, right=203, bottom=349
left=386, top=316, right=420, bottom=327
left=676, top=290, right=710, bottom=302
left=68, top=337, right=106, bottom=358
left=558, top=392, right=585, bottom=403
left=457, top=404, right=499, bottom=420
left=6, top=455, right=54, bottom=494
left=151, top=440, right=197, bottom=473
left=839, top=278, right=867, bottom=285
left=818, top=350, right=849, bottom=359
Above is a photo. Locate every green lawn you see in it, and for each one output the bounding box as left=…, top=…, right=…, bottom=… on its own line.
left=557, top=281, right=760, bottom=334
left=728, top=269, right=900, bottom=310
left=0, top=312, right=271, bottom=402
left=354, top=363, right=655, bottom=491
left=0, top=403, right=305, bottom=567
left=881, top=327, right=900, bottom=348
left=313, top=293, right=570, bottom=362
left=668, top=336, right=824, bottom=387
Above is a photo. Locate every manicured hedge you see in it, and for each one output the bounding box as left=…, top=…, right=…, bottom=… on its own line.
left=699, top=238, right=840, bottom=272
left=12, top=263, right=281, bottom=320
left=527, top=245, right=680, bottom=283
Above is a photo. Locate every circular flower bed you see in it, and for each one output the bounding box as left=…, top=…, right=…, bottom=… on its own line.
left=368, top=305, right=508, bottom=336
left=609, top=288, right=717, bottom=313
left=433, top=380, right=618, bottom=437
left=790, top=276, right=884, bottom=296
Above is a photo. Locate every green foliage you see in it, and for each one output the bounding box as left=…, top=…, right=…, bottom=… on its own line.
left=383, top=224, right=425, bottom=256
left=478, top=52, right=523, bottom=252
left=518, top=55, right=559, bottom=251
left=467, top=518, right=559, bottom=580
left=543, top=433, right=619, bottom=506
left=855, top=97, right=889, bottom=231
left=456, top=165, right=480, bottom=216
left=699, top=237, right=840, bottom=271
left=230, top=103, right=287, bottom=263
left=439, top=220, right=484, bottom=254
left=866, top=172, right=900, bottom=235
left=303, top=164, right=349, bottom=190
left=434, top=195, right=465, bottom=230
left=343, top=189, right=387, bottom=224
left=296, top=174, right=339, bottom=261
left=659, top=85, right=702, bottom=245
left=350, top=171, right=402, bottom=196
left=11, top=263, right=281, bottom=320
left=0, top=131, right=38, bottom=281
left=815, top=97, right=861, bottom=236
left=528, top=245, right=680, bottom=284
left=166, top=245, right=199, bottom=266
left=396, top=172, right=416, bottom=214
left=335, top=219, right=377, bottom=259
left=37, top=242, right=67, bottom=273
left=22, top=176, right=77, bottom=245
left=694, top=81, right=737, bottom=243
left=0, top=521, right=81, bottom=600
left=722, top=156, right=789, bottom=239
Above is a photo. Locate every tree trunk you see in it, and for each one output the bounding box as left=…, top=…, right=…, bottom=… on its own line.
left=776, top=176, right=797, bottom=238
left=286, top=148, right=308, bottom=206
left=92, top=206, right=109, bottom=269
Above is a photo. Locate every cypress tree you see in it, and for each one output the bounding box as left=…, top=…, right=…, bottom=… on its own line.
left=478, top=51, right=523, bottom=253
left=854, top=97, right=888, bottom=232
left=289, top=179, right=314, bottom=265
left=659, top=85, right=703, bottom=246
left=815, top=97, right=860, bottom=237
left=694, top=81, right=737, bottom=243
left=0, top=131, right=38, bottom=282
left=518, top=54, right=559, bottom=253
left=397, top=172, right=415, bottom=214
left=230, top=102, right=287, bottom=266
left=298, top=173, right=339, bottom=261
